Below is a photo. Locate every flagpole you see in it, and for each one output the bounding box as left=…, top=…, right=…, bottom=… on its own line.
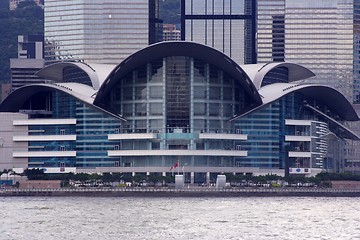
left=177, top=160, right=180, bottom=175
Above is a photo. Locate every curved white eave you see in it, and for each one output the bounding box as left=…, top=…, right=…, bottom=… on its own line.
left=230, top=83, right=360, bottom=140
left=240, top=62, right=315, bottom=90
left=0, top=83, right=126, bottom=121
left=36, top=62, right=116, bottom=90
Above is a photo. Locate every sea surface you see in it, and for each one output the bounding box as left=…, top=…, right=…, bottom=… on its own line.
left=1, top=196, right=360, bottom=240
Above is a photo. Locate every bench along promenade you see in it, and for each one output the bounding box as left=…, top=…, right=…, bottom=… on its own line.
left=2, top=187, right=360, bottom=197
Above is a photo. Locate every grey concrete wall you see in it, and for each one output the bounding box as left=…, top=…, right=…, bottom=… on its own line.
left=0, top=112, right=28, bottom=170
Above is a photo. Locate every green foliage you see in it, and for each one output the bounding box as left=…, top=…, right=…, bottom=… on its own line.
left=132, top=174, right=146, bottom=183
left=0, top=1, right=8, bottom=10
left=159, top=0, right=180, bottom=25
left=0, top=3, right=43, bottom=83
left=23, top=168, right=46, bottom=180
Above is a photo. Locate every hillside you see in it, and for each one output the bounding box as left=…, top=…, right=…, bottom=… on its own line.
left=0, top=1, right=44, bottom=83
left=0, top=0, right=179, bottom=84
left=159, top=0, right=181, bottom=25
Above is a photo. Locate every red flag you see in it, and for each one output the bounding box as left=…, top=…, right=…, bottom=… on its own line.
left=170, top=162, right=179, bottom=171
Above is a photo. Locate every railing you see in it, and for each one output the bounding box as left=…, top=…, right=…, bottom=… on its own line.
left=2, top=187, right=360, bottom=194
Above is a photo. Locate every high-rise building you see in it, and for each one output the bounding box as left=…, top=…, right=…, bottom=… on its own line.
left=163, top=24, right=181, bottom=41
left=257, top=0, right=360, bottom=173
left=181, top=0, right=257, bottom=65
left=44, top=0, right=162, bottom=65
left=257, top=0, right=360, bottom=104
left=10, top=35, right=45, bottom=91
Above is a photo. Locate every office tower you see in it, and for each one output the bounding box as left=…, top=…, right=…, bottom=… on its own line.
left=44, top=0, right=161, bottom=65
left=10, top=35, right=45, bottom=91
left=181, top=0, right=257, bottom=65
left=257, top=0, right=360, bottom=103
left=257, top=0, right=360, bottom=173
left=257, top=0, right=285, bottom=63
left=163, top=24, right=181, bottom=41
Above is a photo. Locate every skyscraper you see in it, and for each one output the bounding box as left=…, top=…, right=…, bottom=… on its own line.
left=257, top=0, right=360, bottom=104
left=257, top=0, right=360, bottom=173
left=181, top=0, right=256, bottom=65
left=44, top=0, right=161, bottom=65
left=10, top=35, right=45, bottom=91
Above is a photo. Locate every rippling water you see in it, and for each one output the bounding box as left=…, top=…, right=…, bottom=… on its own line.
left=1, top=197, right=360, bottom=240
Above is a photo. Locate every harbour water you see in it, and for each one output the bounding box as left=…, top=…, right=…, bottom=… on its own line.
left=1, top=197, right=360, bottom=240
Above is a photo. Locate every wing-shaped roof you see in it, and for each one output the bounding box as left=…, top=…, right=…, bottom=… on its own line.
left=231, top=83, right=359, bottom=139
left=36, top=62, right=116, bottom=90
left=0, top=83, right=125, bottom=120
left=94, top=41, right=262, bottom=106
left=240, top=62, right=315, bottom=90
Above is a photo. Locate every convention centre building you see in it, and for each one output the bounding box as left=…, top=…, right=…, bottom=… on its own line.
left=1, top=41, right=359, bottom=183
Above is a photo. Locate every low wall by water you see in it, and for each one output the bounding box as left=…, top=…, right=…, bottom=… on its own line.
left=2, top=187, right=360, bottom=197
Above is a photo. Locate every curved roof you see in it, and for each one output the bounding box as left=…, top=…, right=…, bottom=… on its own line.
left=240, top=62, right=315, bottom=90
left=231, top=83, right=359, bottom=139
left=36, top=62, right=116, bottom=90
left=0, top=83, right=124, bottom=120
left=94, top=41, right=262, bottom=105
left=259, top=83, right=358, bottom=121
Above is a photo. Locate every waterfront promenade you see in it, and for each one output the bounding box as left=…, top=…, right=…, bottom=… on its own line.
left=2, top=187, right=360, bottom=197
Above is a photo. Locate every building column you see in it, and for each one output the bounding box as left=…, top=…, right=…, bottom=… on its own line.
left=190, top=172, right=194, bottom=184
left=206, top=172, right=210, bottom=184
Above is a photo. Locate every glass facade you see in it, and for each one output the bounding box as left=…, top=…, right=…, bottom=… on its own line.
left=257, top=0, right=285, bottom=63
left=257, top=0, right=360, bottom=103
left=234, top=91, right=347, bottom=170
left=181, top=0, right=256, bottom=64
left=108, top=56, right=252, bottom=134
left=234, top=102, right=281, bottom=168
left=4, top=39, right=358, bottom=179
left=45, top=0, right=160, bottom=65
left=103, top=56, right=255, bottom=170
left=24, top=91, right=121, bottom=168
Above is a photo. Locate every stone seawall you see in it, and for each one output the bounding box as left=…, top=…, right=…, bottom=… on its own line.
left=2, top=188, right=360, bottom=197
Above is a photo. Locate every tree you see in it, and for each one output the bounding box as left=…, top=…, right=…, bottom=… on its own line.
left=101, top=172, right=114, bottom=183
left=0, top=3, right=43, bottom=83
left=23, top=168, right=46, bottom=180
left=159, top=0, right=181, bottom=25
left=132, top=174, right=145, bottom=184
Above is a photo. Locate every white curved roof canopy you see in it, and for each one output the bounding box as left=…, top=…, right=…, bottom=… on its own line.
left=231, top=83, right=360, bottom=140
left=36, top=62, right=116, bottom=90
left=0, top=83, right=125, bottom=120
left=240, top=62, right=315, bottom=90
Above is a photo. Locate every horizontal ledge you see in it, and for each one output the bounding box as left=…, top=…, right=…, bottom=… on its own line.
left=108, top=150, right=247, bottom=157
left=13, top=119, right=77, bottom=126
left=199, top=133, right=247, bottom=140
left=108, top=133, right=157, bottom=140
left=13, top=151, right=76, bottom=158
left=13, top=135, right=76, bottom=142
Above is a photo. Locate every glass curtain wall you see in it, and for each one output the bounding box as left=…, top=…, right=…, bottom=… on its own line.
left=45, top=0, right=153, bottom=64
left=110, top=56, right=249, bottom=135
left=182, top=0, right=256, bottom=64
